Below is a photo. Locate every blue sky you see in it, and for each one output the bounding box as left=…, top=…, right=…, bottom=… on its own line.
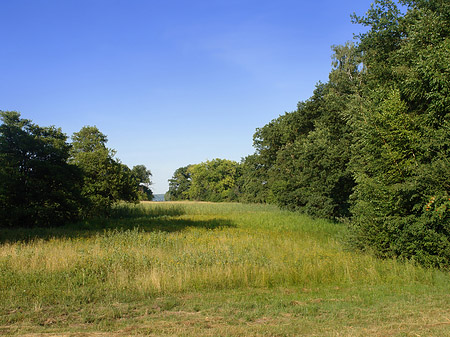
left=1, top=0, right=375, bottom=194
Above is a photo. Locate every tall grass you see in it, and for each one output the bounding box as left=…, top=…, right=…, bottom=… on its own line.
left=1, top=202, right=446, bottom=314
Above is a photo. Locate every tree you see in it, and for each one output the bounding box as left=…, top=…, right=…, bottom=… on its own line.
left=167, top=165, right=192, bottom=201
left=0, top=111, right=82, bottom=227
left=349, top=0, right=450, bottom=267
left=274, top=44, right=359, bottom=218
left=247, top=44, right=361, bottom=219
left=167, top=160, right=241, bottom=202
left=131, top=164, right=153, bottom=200
left=70, top=126, right=138, bottom=216
left=188, top=159, right=241, bottom=202
left=238, top=154, right=270, bottom=203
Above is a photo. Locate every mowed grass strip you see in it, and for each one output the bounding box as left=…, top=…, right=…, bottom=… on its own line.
left=1, top=202, right=450, bottom=336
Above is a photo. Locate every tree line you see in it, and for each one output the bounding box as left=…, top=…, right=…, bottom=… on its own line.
left=165, top=159, right=241, bottom=202
left=166, top=0, right=450, bottom=268
left=0, top=111, right=153, bottom=228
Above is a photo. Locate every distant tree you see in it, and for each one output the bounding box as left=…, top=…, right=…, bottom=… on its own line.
left=167, top=165, right=192, bottom=201
left=188, top=159, right=241, bottom=202
left=131, top=164, right=153, bottom=200
left=0, top=111, right=83, bottom=227
left=167, top=160, right=241, bottom=202
left=131, top=165, right=151, bottom=186
left=70, top=126, right=138, bottom=216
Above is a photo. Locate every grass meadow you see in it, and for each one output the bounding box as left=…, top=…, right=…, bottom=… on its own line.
left=1, top=202, right=450, bottom=336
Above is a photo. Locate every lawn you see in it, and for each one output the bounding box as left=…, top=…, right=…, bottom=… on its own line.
left=1, top=202, right=450, bottom=336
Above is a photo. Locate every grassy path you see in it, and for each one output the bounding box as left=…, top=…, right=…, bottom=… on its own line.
left=1, top=202, right=450, bottom=336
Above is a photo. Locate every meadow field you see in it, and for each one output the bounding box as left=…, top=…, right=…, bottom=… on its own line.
left=1, top=202, right=450, bottom=336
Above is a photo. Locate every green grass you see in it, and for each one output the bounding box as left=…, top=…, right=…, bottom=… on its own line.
left=1, top=202, right=450, bottom=336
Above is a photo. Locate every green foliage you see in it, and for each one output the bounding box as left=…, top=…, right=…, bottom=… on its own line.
left=132, top=165, right=153, bottom=201
left=0, top=111, right=83, bottom=227
left=242, top=85, right=329, bottom=206
left=244, top=43, right=360, bottom=219
left=237, top=0, right=450, bottom=267
left=167, top=159, right=241, bottom=202
left=131, top=164, right=152, bottom=186
left=70, top=126, right=139, bottom=216
left=0, top=113, right=151, bottom=227
left=348, top=0, right=450, bottom=267
left=237, top=154, right=270, bottom=203
left=167, top=165, right=192, bottom=201
left=188, top=159, right=241, bottom=202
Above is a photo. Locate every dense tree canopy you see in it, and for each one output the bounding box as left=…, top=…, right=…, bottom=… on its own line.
left=347, top=0, right=450, bottom=267
left=238, top=154, right=270, bottom=203
left=188, top=159, right=241, bottom=202
left=167, top=159, right=241, bottom=202
left=0, top=111, right=82, bottom=227
left=0, top=115, right=153, bottom=227
left=70, top=126, right=139, bottom=216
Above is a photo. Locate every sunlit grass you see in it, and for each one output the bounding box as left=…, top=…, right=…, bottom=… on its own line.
left=1, top=202, right=450, bottom=336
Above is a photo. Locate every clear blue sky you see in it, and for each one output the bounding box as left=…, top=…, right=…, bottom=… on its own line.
left=1, top=0, right=374, bottom=194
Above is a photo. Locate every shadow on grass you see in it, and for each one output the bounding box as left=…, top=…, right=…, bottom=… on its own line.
left=0, top=204, right=236, bottom=244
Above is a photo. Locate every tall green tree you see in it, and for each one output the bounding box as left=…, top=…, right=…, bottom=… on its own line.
left=167, top=165, right=192, bottom=201
left=70, top=126, right=138, bottom=216
left=0, top=111, right=82, bottom=227
left=349, top=0, right=450, bottom=267
left=131, top=164, right=153, bottom=200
